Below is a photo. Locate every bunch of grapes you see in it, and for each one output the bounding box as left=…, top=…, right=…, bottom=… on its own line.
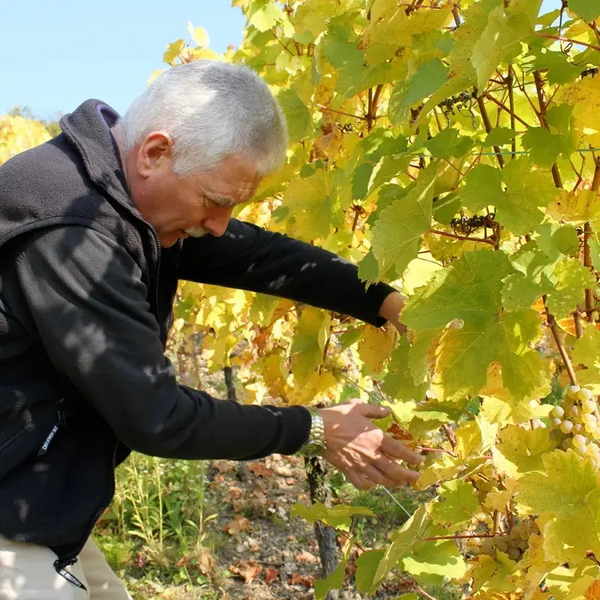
left=549, top=385, right=600, bottom=467
left=465, top=519, right=539, bottom=562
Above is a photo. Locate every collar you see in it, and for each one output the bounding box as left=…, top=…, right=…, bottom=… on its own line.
left=59, top=99, right=139, bottom=216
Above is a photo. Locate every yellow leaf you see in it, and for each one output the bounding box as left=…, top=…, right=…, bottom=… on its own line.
left=163, top=39, right=185, bottom=64
left=357, top=324, right=397, bottom=375
left=187, top=22, right=210, bottom=47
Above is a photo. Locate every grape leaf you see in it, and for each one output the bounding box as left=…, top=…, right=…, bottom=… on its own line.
left=403, top=250, right=546, bottom=399
left=482, top=127, right=518, bottom=147
left=535, top=223, right=579, bottom=260
left=402, top=536, right=467, bottom=585
left=521, top=127, right=575, bottom=168
left=247, top=0, right=283, bottom=31
left=382, top=337, right=428, bottom=401
left=461, top=164, right=504, bottom=213
left=358, top=324, right=397, bottom=375
left=290, top=308, right=330, bottom=385
left=291, top=502, right=373, bottom=531
left=569, top=0, right=600, bottom=22
left=277, top=88, right=312, bottom=144
left=427, top=128, right=474, bottom=160
left=372, top=506, right=432, bottom=592
left=430, top=480, right=479, bottom=526
left=516, top=449, right=600, bottom=563
left=470, top=551, right=518, bottom=593
left=389, top=60, right=449, bottom=126
left=546, top=257, right=597, bottom=319
left=493, top=425, right=558, bottom=479
left=499, top=158, right=559, bottom=235
left=355, top=550, right=385, bottom=594
left=281, top=169, right=333, bottom=241
left=314, top=560, right=347, bottom=600
left=532, top=50, right=581, bottom=85
left=471, top=1, right=543, bottom=91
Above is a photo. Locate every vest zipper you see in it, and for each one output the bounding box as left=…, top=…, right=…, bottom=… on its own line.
left=53, top=439, right=119, bottom=590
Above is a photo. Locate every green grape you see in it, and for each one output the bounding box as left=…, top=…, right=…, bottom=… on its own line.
left=551, top=417, right=562, bottom=427
left=560, top=420, right=574, bottom=434
left=574, top=423, right=583, bottom=433
left=551, top=405, right=565, bottom=418
left=508, top=547, right=521, bottom=561
left=578, top=388, right=594, bottom=402
left=573, top=434, right=587, bottom=448
left=569, top=385, right=582, bottom=397
left=570, top=405, right=581, bottom=418
left=582, top=400, right=597, bottom=414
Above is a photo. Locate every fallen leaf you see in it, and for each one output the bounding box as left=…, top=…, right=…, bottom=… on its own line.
left=296, top=550, right=319, bottom=564
left=196, top=550, right=214, bottom=575
left=265, top=567, right=279, bottom=584
left=230, top=560, right=262, bottom=584
left=248, top=462, right=273, bottom=477
left=213, top=460, right=237, bottom=474
left=223, top=516, right=251, bottom=535
left=289, top=573, right=314, bottom=587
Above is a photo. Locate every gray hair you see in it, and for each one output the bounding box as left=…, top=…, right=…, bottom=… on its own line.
left=115, top=61, right=288, bottom=177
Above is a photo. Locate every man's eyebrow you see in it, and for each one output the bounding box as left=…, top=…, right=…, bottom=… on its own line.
left=200, top=192, right=238, bottom=208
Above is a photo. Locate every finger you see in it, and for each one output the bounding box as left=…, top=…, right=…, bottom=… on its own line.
left=345, top=470, right=376, bottom=490
left=373, top=456, right=420, bottom=486
left=362, top=465, right=399, bottom=488
left=357, top=403, right=391, bottom=420
left=380, top=435, right=424, bottom=465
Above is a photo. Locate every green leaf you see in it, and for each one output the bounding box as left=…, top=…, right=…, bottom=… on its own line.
left=427, top=129, right=474, bottom=160
left=358, top=250, right=380, bottom=282
left=382, top=338, right=428, bottom=401
left=355, top=550, right=386, bottom=594
left=430, top=480, right=479, bottom=526
left=187, top=22, right=210, bottom=47
left=372, top=506, right=432, bottom=593
left=499, top=158, right=559, bottom=235
left=370, top=164, right=437, bottom=280
left=290, top=502, right=373, bottom=531
left=314, top=560, right=347, bottom=600
left=532, top=50, right=581, bottom=85
left=546, top=257, right=597, bottom=319
left=521, top=127, right=575, bottom=168
left=535, top=222, right=579, bottom=259
left=482, top=127, right=518, bottom=147
left=472, top=1, right=543, bottom=90
left=403, top=250, right=547, bottom=400
left=389, top=60, right=449, bottom=126
left=247, top=0, right=283, bottom=32
left=401, top=537, right=468, bottom=585
left=461, top=164, right=504, bottom=213
left=569, top=0, right=600, bottom=22
left=277, top=88, right=312, bottom=144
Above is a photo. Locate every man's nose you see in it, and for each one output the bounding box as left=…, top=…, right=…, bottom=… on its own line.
left=204, top=212, right=232, bottom=237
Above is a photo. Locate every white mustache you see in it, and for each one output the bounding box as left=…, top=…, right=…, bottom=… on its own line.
left=184, top=226, right=208, bottom=238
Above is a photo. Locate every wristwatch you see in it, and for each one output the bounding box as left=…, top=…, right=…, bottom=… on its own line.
left=298, top=407, right=326, bottom=457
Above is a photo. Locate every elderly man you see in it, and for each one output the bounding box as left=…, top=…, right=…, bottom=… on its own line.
left=0, top=61, right=422, bottom=599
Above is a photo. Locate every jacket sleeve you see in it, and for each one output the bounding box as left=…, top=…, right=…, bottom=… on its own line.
left=178, top=219, right=397, bottom=327
left=14, top=225, right=311, bottom=460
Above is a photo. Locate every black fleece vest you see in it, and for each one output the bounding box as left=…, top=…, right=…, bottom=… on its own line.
left=0, top=100, right=178, bottom=563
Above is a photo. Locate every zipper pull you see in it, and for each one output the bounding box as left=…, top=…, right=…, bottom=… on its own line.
left=54, top=558, right=87, bottom=591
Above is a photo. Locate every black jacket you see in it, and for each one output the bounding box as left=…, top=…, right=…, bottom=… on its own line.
left=0, top=100, right=395, bottom=566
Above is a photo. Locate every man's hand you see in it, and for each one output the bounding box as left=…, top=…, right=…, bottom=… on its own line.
left=319, top=399, right=423, bottom=490
left=379, top=291, right=408, bottom=335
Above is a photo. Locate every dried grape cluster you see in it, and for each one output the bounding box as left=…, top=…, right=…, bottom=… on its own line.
left=549, top=386, right=600, bottom=466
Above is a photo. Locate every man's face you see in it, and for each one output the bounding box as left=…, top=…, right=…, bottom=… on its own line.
left=123, top=132, right=260, bottom=248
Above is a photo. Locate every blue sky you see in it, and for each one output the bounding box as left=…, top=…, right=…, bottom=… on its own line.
left=2, top=0, right=560, bottom=121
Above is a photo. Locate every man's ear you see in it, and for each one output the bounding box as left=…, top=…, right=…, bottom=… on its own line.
left=136, top=132, right=174, bottom=177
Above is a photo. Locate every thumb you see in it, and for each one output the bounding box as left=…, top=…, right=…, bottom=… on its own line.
left=357, top=403, right=391, bottom=419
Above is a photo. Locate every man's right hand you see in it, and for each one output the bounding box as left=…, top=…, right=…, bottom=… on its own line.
left=318, top=399, right=424, bottom=490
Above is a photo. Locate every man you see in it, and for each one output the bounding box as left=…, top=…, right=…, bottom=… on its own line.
left=0, top=61, right=422, bottom=599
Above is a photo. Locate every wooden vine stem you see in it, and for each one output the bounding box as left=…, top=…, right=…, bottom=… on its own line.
left=584, top=157, right=600, bottom=320
left=544, top=298, right=578, bottom=387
